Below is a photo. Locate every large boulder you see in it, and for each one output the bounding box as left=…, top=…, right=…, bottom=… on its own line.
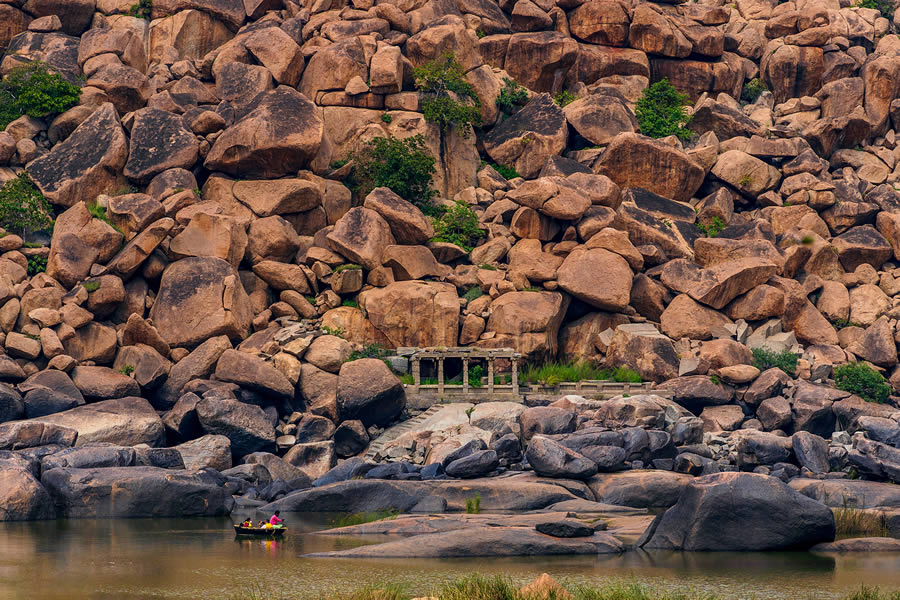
left=205, top=87, right=323, bottom=178
left=175, top=434, right=232, bottom=471
left=557, top=247, right=632, bottom=311
left=214, top=350, right=294, bottom=400
left=483, top=291, right=569, bottom=361
left=124, top=108, right=198, bottom=184
left=0, top=466, right=55, bottom=521
left=326, top=207, right=396, bottom=271
left=363, top=187, right=434, bottom=245
left=483, top=94, right=567, bottom=179
left=361, top=281, right=460, bottom=348
left=27, top=103, right=128, bottom=207
left=0, top=421, right=77, bottom=451
left=337, top=359, right=405, bottom=427
left=643, top=472, right=835, bottom=551
left=195, top=397, right=275, bottom=457
left=41, top=466, right=228, bottom=518
left=525, top=436, right=597, bottom=480
left=149, top=257, right=252, bottom=348
left=588, top=470, right=692, bottom=508
left=604, top=324, right=679, bottom=383
left=33, top=397, right=165, bottom=447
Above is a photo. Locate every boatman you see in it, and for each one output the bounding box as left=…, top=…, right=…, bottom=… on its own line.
left=269, top=511, right=283, bottom=527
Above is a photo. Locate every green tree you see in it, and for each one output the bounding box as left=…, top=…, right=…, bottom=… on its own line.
left=635, top=78, right=693, bottom=140
left=0, top=61, right=81, bottom=130
left=349, top=135, right=437, bottom=209
left=431, top=200, right=484, bottom=251
left=495, top=77, right=528, bottom=116
left=834, top=362, right=891, bottom=404
left=414, top=52, right=482, bottom=137
left=0, top=173, right=54, bottom=236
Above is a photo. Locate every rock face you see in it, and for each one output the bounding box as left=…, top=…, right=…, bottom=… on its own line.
left=34, top=397, right=165, bottom=447
left=644, top=472, right=835, bottom=551
left=336, top=359, right=405, bottom=427
left=0, top=466, right=55, bottom=521
left=195, top=398, right=275, bottom=457
left=41, top=467, right=228, bottom=518
left=149, top=257, right=252, bottom=348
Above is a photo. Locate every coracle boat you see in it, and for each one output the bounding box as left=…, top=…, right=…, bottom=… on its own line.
left=234, top=525, right=287, bottom=538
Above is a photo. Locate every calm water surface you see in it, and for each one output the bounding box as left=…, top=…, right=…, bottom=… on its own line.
left=0, top=514, right=896, bottom=600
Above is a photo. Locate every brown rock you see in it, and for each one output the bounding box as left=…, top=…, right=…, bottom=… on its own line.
left=361, top=281, right=460, bottom=348
left=363, top=187, right=434, bottom=245
left=327, top=207, right=396, bottom=271
left=557, top=247, right=632, bottom=311
left=660, top=294, right=732, bottom=341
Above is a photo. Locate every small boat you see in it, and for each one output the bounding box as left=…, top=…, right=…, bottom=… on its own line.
left=234, top=525, right=287, bottom=537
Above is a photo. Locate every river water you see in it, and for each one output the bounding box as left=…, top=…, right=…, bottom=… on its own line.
left=0, top=514, right=897, bottom=600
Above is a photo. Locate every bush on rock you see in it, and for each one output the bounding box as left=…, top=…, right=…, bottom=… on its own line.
left=414, top=52, right=482, bottom=137
left=430, top=200, right=484, bottom=251
left=0, top=62, right=81, bottom=130
left=347, top=135, right=437, bottom=211
left=834, top=362, right=891, bottom=404
left=0, top=173, right=54, bottom=236
left=634, top=79, right=692, bottom=141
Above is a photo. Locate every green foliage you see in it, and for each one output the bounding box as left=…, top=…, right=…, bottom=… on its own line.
left=635, top=79, right=693, bottom=140
left=553, top=89, right=577, bottom=107
left=26, top=255, right=46, bottom=276
left=465, top=493, right=481, bottom=514
left=82, top=281, right=100, bottom=292
left=495, top=77, right=528, bottom=116
left=128, top=0, right=152, bottom=19
left=741, top=78, right=767, bottom=103
left=0, top=61, right=81, bottom=130
left=348, top=343, right=390, bottom=362
left=832, top=318, right=863, bottom=330
left=521, top=361, right=642, bottom=385
left=87, top=201, right=123, bottom=234
left=109, top=185, right=139, bottom=197
left=462, top=286, right=483, bottom=302
left=856, top=0, right=894, bottom=19
left=430, top=200, right=484, bottom=252
left=478, top=263, right=497, bottom=271
left=349, top=135, right=437, bottom=209
left=801, top=235, right=815, bottom=244
left=488, top=163, right=521, bottom=181
left=834, top=505, right=887, bottom=537
left=414, top=52, right=482, bottom=137
left=0, top=173, right=53, bottom=236
left=737, top=173, right=753, bottom=187
left=380, top=113, right=393, bottom=124
left=751, top=347, right=799, bottom=375
left=323, top=325, right=346, bottom=338
left=709, top=374, right=721, bottom=386
left=695, top=216, right=726, bottom=238
left=465, top=405, right=475, bottom=423
left=834, top=362, right=891, bottom=404
left=118, top=364, right=135, bottom=376
left=330, top=508, right=400, bottom=529
left=334, top=263, right=362, bottom=273
left=341, top=299, right=359, bottom=308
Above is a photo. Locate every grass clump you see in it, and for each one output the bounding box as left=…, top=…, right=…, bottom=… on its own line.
left=834, top=362, right=891, bottom=404
left=834, top=505, right=887, bottom=537
left=521, top=361, right=641, bottom=386
left=751, top=347, right=799, bottom=376
left=462, top=286, right=484, bottom=302
left=0, top=173, right=53, bottom=236
left=491, top=163, right=521, bottom=180
left=26, top=255, right=47, bottom=276
left=740, top=78, right=767, bottom=103
left=348, top=343, right=390, bottom=362
left=335, top=263, right=362, bottom=273
left=323, top=325, right=346, bottom=338
left=553, top=89, right=577, bottom=107
left=695, top=216, right=725, bottom=238
left=414, top=52, right=482, bottom=137
left=341, top=299, right=359, bottom=309
left=82, top=281, right=100, bottom=292
left=635, top=78, right=693, bottom=141
left=330, top=509, right=400, bottom=529
left=348, top=135, right=437, bottom=210
left=430, top=200, right=484, bottom=252
left=465, top=493, right=482, bottom=514
left=495, top=77, right=528, bottom=117
left=0, top=61, right=81, bottom=130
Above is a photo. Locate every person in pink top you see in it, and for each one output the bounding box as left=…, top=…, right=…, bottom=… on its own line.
left=269, top=511, right=283, bottom=526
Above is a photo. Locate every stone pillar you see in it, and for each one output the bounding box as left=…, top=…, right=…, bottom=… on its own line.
left=462, top=357, right=469, bottom=396
left=412, top=357, right=420, bottom=395
left=487, top=358, right=494, bottom=397
left=512, top=358, right=519, bottom=398
left=437, top=357, right=444, bottom=397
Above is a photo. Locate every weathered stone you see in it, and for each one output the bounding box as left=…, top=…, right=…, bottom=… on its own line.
left=337, top=359, right=405, bottom=427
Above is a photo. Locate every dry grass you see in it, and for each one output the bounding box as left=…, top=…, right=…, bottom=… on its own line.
left=833, top=506, right=888, bottom=537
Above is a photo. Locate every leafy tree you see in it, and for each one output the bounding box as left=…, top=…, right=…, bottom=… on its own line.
left=431, top=200, right=484, bottom=252
left=349, top=135, right=437, bottom=209
left=0, top=61, right=81, bottom=130
left=741, top=78, right=767, bottom=103
left=414, top=52, right=482, bottom=137
left=834, top=362, right=891, bottom=404
left=634, top=78, right=693, bottom=140
left=0, top=173, right=54, bottom=236
left=495, top=77, right=528, bottom=116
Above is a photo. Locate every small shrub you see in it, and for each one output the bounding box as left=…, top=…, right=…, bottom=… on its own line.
left=323, top=325, right=346, bottom=338
left=477, top=263, right=497, bottom=271
left=801, top=235, right=815, bottom=244
left=118, top=364, right=135, bottom=376
left=26, top=255, right=47, bottom=276
left=399, top=373, right=414, bottom=385
left=737, top=173, right=753, bottom=187
left=128, top=0, right=152, bottom=19
left=856, top=0, right=894, bottom=19
left=414, top=52, right=482, bottom=137
left=834, top=362, right=891, bottom=404
left=380, top=113, right=392, bottom=124
left=462, top=287, right=483, bottom=302
left=334, top=263, right=362, bottom=273
left=709, top=374, right=721, bottom=386
left=832, top=318, right=863, bottom=330
left=741, top=78, right=767, bottom=103
left=553, top=89, right=577, bottom=107
left=751, top=347, right=799, bottom=375
left=696, top=216, right=726, bottom=238
left=82, top=281, right=100, bottom=292
left=465, top=493, right=481, bottom=514
left=488, top=162, right=520, bottom=180
left=430, top=200, right=484, bottom=252
left=0, top=173, right=53, bottom=236
left=348, top=135, right=437, bottom=209
left=635, top=78, right=693, bottom=140
left=348, top=343, right=390, bottom=361
left=0, top=61, right=81, bottom=130
left=495, top=77, right=529, bottom=116
left=341, top=299, right=359, bottom=309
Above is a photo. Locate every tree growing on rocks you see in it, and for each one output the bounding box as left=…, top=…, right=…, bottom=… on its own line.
left=634, top=79, right=693, bottom=141
left=414, top=52, right=482, bottom=137
left=834, top=362, right=891, bottom=404
left=346, top=135, right=437, bottom=212
left=0, top=62, right=81, bottom=130
left=431, top=200, right=484, bottom=251
left=0, top=173, right=53, bottom=236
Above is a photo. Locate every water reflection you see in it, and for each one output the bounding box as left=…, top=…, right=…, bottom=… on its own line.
left=0, top=514, right=896, bottom=600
